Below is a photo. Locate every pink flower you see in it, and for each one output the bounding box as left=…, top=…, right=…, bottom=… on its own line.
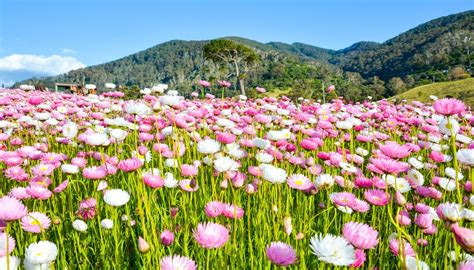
left=218, top=80, right=231, bottom=88
left=77, top=198, right=97, bottom=220
left=143, top=173, right=164, bottom=188
left=368, top=158, right=408, bottom=175
left=204, top=201, right=225, bottom=218
left=20, top=212, right=51, bottom=233
left=389, top=237, right=415, bottom=257
left=343, top=221, right=379, bottom=249
left=330, top=192, right=356, bottom=207
left=179, top=179, right=198, bottom=192
left=160, top=229, right=175, bottom=246
left=160, top=255, right=196, bottom=270
left=351, top=249, right=366, bottom=268
left=0, top=196, right=28, bottom=221
left=0, top=232, right=15, bottom=256
left=118, top=157, right=142, bottom=172
left=28, top=96, right=43, bottom=105
left=265, top=242, right=297, bottom=266
left=300, top=139, right=319, bottom=150
left=26, top=185, right=52, bottom=200
left=451, top=223, right=474, bottom=253
left=53, top=180, right=69, bottom=193
left=287, top=174, right=313, bottom=191
left=433, top=98, right=466, bottom=116
left=198, top=80, right=210, bottom=87
left=82, top=166, right=108, bottom=180
left=4, top=166, right=29, bottom=181
left=180, top=164, right=198, bottom=177
left=378, top=141, right=412, bottom=159
left=222, top=204, right=244, bottom=219
left=326, top=85, right=335, bottom=92
left=256, top=87, right=266, bottom=93
left=193, top=222, right=230, bottom=249
left=414, top=214, right=433, bottom=229
left=216, top=132, right=236, bottom=144
left=31, top=163, right=55, bottom=176
left=364, top=189, right=389, bottom=206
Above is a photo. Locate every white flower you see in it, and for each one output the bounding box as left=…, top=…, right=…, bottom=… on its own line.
left=110, top=129, right=128, bottom=141
left=140, top=88, right=151, bottom=95
left=226, top=144, right=246, bottom=159
left=0, top=255, right=20, bottom=270
left=470, top=195, right=474, bottom=206
left=315, top=174, right=334, bottom=189
left=255, top=152, right=274, bottom=163
left=309, top=233, right=356, bottom=266
left=72, top=219, right=88, bottom=232
left=267, top=129, right=290, bottom=141
left=62, top=122, right=78, bottom=139
left=439, top=117, right=460, bottom=135
left=438, top=203, right=463, bottom=222
left=197, top=139, right=220, bottom=154
left=406, top=169, right=424, bottom=187
left=105, top=83, right=116, bottom=89
left=216, top=118, right=235, bottom=129
left=214, top=156, right=239, bottom=172
left=456, top=134, right=472, bottom=144
left=151, top=84, right=168, bottom=93
left=103, top=189, right=130, bottom=207
left=462, top=208, right=474, bottom=221
left=408, top=157, right=424, bottom=169
left=162, top=126, right=173, bottom=136
left=355, top=147, right=369, bottom=157
left=61, top=164, right=79, bottom=174
left=253, top=138, right=271, bottom=149
left=339, top=162, right=357, bottom=173
left=164, top=173, right=178, bottom=188
left=336, top=121, right=353, bottom=130
left=405, top=256, right=430, bottom=270
left=124, top=101, right=151, bottom=115
left=457, top=149, right=474, bottom=166
left=260, top=164, right=287, bottom=184
left=86, top=133, right=109, bottom=146
left=385, top=175, right=411, bottom=193
left=25, top=240, right=58, bottom=266
left=429, top=95, right=438, bottom=101
left=445, top=167, right=464, bottom=180
left=165, top=158, right=179, bottom=168
left=437, top=177, right=456, bottom=191
left=100, top=219, right=114, bottom=229
left=159, top=95, right=182, bottom=106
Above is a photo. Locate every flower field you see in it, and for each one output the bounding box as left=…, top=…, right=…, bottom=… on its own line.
left=0, top=87, right=473, bottom=269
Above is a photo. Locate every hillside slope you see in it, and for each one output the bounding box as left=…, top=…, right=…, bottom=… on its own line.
left=394, top=78, right=474, bottom=107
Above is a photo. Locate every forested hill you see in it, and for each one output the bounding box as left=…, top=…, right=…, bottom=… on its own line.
left=17, top=10, right=473, bottom=101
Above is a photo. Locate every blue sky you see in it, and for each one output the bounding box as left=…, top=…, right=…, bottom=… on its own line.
left=0, top=0, right=472, bottom=85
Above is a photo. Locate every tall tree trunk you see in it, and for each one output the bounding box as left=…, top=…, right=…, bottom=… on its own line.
left=233, top=60, right=246, bottom=96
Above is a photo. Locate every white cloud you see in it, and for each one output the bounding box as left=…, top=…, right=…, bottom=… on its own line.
left=61, top=48, right=76, bottom=55
left=0, top=54, right=86, bottom=76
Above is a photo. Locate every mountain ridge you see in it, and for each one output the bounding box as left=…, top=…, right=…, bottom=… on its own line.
left=16, top=10, right=474, bottom=101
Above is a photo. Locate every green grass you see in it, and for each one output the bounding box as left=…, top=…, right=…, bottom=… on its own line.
left=394, top=78, right=474, bottom=107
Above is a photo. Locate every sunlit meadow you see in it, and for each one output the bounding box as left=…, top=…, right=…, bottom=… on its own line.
left=0, top=83, right=473, bottom=269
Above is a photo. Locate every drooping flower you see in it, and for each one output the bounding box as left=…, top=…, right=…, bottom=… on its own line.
left=266, top=242, right=297, bottom=266
left=193, top=222, right=230, bottom=249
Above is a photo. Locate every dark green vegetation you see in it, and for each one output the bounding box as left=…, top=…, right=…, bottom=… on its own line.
left=18, top=11, right=473, bottom=101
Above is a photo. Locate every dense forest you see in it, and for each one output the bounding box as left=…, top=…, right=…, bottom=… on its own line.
left=17, top=10, right=473, bottom=101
